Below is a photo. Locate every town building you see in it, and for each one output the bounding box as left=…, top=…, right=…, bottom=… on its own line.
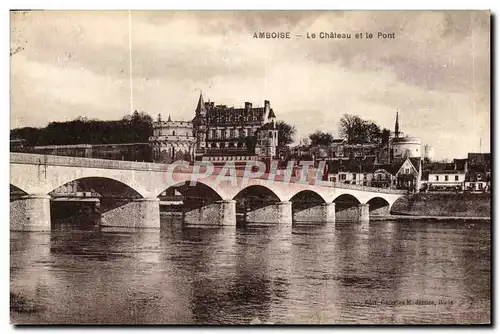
left=421, top=160, right=466, bottom=191
left=325, top=157, right=376, bottom=186
left=394, top=157, right=422, bottom=192
left=465, top=153, right=491, bottom=192
left=149, top=114, right=197, bottom=163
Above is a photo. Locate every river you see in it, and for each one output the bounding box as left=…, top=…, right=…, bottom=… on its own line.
left=10, top=217, right=490, bottom=324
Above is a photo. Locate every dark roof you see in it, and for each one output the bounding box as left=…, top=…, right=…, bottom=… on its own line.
left=268, top=108, right=276, bottom=119
left=259, top=122, right=276, bottom=130
left=374, top=163, right=402, bottom=175
left=468, top=153, right=490, bottom=165
left=408, top=157, right=421, bottom=173
left=423, top=160, right=466, bottom=173
left=195, top=93, right=206, bottom=113
left=326, top=156, right=376, bottom=173
left=454, top=158, right=467, bottom=170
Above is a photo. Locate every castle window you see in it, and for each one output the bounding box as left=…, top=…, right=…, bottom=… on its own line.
left=445, top=175, right=449, bottom=181
left=455, top=175, right=459, bottom=181
left=173, top=131, right=176, bottom=136
left=435, top=175, right=439, bottom=181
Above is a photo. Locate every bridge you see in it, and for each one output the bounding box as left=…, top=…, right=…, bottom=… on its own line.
left=10, top=153, right=406, bottom=231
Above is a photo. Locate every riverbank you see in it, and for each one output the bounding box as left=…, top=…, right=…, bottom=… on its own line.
left=390, top=192, right=490, bottom=218
left=371, top=215, right=490, bottom=222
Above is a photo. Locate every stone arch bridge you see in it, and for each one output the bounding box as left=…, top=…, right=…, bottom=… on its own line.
left=10, top=153, right=406, bottom=231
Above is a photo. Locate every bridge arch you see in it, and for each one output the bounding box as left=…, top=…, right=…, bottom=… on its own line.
left=10, top=183, right=28, bottom=196
left=366, top=196, right=392, bottom=216
left=232, top=184, right=283, bottom=220
left=156, top=180, right=223, bottom=201
left=289, top=189, right=327, bottom=204
left=232, top=184, right=284, bottom=203
left=333, top=193, right=360, bottom=210
left=47, top=176, right=144, bottom=199
left=40, top=169, right=151, bottom=198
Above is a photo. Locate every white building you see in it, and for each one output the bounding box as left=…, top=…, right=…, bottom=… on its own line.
left=425, top=171, right=465, bottom=191
left=390, top=111, right=423, bottom=162
left=149, top=115, right=197, bottom=163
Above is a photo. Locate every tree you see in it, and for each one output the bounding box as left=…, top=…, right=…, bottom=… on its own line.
left=309, top=131, right=334, bottom=147
left=381, top=128, right=391, bottom=145
left=11, top=111, right=154, bottom=146
left=339, top=114, right=388, bottom=145
left=339, top=114, right=362, bottom=143
left=276, top=120, right=296, bottom=147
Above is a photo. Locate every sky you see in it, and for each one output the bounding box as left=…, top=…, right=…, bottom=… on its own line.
left=10, top=10, right=490, bottom=160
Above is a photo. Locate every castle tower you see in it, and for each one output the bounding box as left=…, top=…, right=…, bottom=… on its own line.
left=255, top=111, right=278, bottom=160
left=193, top=93, right=207, bottom=150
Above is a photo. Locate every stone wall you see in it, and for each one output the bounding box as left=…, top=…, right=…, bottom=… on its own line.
left=293, top=203, right=335, bottom=223
left=246, top=201, right=292, bottom=225
left=10, top=196, right=51, bottom=231
left=184, top=200, right=236, bottom=227
left=336, top=204, right=369, bottom=222
left=101, top=198, right=160, bottom=229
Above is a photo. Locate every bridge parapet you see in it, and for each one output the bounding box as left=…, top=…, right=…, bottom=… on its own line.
left=11, top=153, right=407, bottom=197
left=327, top=182, right=407, bottom=195
left=10, top=153, right=169, bottom=172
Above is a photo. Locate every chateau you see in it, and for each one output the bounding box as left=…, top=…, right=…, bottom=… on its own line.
left=149, top=93, right=279, bottom=163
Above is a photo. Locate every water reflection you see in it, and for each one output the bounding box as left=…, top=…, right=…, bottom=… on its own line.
left=10, top=218, right=491, bottom=324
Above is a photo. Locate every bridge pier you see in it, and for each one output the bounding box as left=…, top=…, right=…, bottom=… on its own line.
left=293, top=203, right=336, bottom=224
left=246, top=201, right=292, bottom=225
left=184, top=200, right=236, bottom=227
left=336, top=203, right=369, bottom=223
left=10, top=195, right=51, bottom=231
left=101, top=198, right=160, bottom=229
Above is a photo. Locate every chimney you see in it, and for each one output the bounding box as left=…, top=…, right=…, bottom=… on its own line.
left=245, top=102, right=252, bottom=110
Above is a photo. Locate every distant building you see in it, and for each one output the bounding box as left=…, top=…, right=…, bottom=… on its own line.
left=390, top=112, right=422, bottom=162
left=149, top=114, right=196, bottom=163
left=423, top=144, right=434, bottom=161
left=192, top=93, right=278, bottom=160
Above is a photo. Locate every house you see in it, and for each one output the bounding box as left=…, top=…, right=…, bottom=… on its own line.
left=325, top=156, right=376, bottom=186
left=394, top=157, right=422, bottom=192
left=464, top=153, right=491, bottom=192
left=371, top=164, right=400, bottom=189
left=465, top=153, right=491, bottom=192
left=421, top=160, right=466, bottom=191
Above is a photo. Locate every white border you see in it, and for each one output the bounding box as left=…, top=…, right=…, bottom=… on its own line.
left=2, top=1, right=497, bottom=333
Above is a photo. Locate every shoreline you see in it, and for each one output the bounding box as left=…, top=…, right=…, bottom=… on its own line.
left=372, top=214, right=490, bottom=222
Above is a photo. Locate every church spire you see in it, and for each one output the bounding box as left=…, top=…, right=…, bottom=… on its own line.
left=195, top=92, right=207, bottom=114
left=395, top=110, right=400, bottom=138
left=167, top=114, right=172, bottom=122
